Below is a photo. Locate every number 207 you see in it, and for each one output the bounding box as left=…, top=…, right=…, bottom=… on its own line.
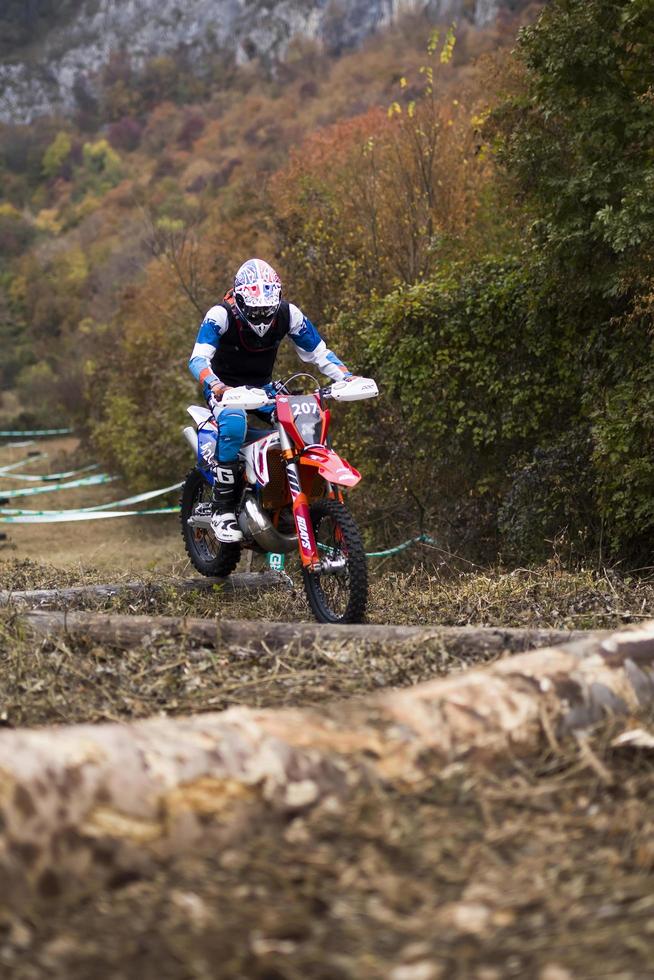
left=291, top=401, right=318, bottom=417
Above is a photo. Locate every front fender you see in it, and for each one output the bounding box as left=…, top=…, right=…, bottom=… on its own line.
left=300, top=446, right=361, bottom=488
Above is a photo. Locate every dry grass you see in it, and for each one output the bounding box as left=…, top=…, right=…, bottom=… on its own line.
left=2, top=557, right=654, bottom=630
left=0, top=604, right=463, bottom=728
left=2, top=555, right=652, bottom=734
left=415, top=562, right=654, bottom=630
left=2, top=547, right=654, bottom=979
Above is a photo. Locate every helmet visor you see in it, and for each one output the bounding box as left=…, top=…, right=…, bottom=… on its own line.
left=246, top=304, right=278, bottom=326
left=235, top=290, right=279, bottom=326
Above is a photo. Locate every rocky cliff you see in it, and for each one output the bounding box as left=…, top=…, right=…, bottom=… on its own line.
left=0, top=0, right=507, bottom=123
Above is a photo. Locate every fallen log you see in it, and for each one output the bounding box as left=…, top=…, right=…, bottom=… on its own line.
left=0, top=572, right=286, bottom=608
left=0, top=622, right=652, bottom=910
left=17, top=608, right=596, bottom=654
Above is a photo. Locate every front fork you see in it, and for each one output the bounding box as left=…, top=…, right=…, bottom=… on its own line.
left=279, top=426, right=320, bottom=569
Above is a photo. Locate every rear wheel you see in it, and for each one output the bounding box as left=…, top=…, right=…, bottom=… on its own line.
left=302, top=499, right=367, bottom=624
left=180, top=468, right=241, bottom=577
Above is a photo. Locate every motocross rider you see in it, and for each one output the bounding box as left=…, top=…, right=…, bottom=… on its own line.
left=189, top=258, right=355, bottom=543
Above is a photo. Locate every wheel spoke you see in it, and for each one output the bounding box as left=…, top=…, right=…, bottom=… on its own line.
left=303, top=500, right=367, bottom=624
left=192, top=481, right=217, bottom=561
left=314, top=516, right=350, bottom=616
left=180, top=469, right=241, bottom=578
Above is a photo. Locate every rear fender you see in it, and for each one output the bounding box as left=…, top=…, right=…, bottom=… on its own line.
left=300, top=446, right=360, bottom=488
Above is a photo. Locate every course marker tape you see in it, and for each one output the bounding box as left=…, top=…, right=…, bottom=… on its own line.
left=0, top=498, right=435, bottom=563
left=0, top=473, right=117, bottom=499
left=318, top=532, right=437, bottom=558
left=43, top=463, right=101, bottom=482
left=78, top=481, right=184, bottom=512
left=0, top=506, right=178, bottom=524
left=0, top=454, right=46, bottom=476
left=0, top=481, right=184, bottom=516
left=0, top=464, right=102, bottom=484
left=365, top=533, right=437, bottom=557
left=0, top=427, right=72, bottom=438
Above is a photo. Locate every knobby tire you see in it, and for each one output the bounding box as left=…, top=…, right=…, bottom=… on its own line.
left=302, top=499, right=368, bottom=624
left=179, top=468, right=241, bottom=577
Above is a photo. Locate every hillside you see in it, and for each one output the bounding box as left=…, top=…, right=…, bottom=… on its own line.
left=0, top=0, right=524, bottom=122
left=2, top=0, right=653, bottom=567
left=1, top=6, right=654, bottom=974
left=0, top=4, right=526, bottom=432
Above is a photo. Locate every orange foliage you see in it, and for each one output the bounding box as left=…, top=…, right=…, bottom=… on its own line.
left=270, top=51, right=495, bottom=317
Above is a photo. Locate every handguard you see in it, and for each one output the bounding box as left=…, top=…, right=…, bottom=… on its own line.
left=329, top=377, right=379, bottom=402
left=219, top=386, right=272, bottom=411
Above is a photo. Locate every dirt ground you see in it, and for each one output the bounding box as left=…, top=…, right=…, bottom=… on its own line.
left=1, top=724, right=654, bottom=980
left=2, top=438, right=654, bottom=979
left=2, top=567, right=654, bottom=980
left=3, top=438, right=654, bottom=631
left=0, top=437, right=184, bottom=571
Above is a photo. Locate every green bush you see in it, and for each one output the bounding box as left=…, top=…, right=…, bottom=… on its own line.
left=591, top=342, right=654, bottom=557
left=0, top=203, right=34, bottom=255
left=331, top=247, right=654, bottom=562
left=498, top=428, right=598, bottom=563
left=42, top=131, right=72, bottom=179
left=480, top=0, right=654, bottom=562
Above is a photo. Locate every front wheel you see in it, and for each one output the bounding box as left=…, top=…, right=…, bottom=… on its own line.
left=302, top=499, right=368, bottom=624
left=180, top=468, right=241, bottom=577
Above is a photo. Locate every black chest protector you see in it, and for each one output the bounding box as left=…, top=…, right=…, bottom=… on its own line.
left=211, top=301, right=291, bottom=388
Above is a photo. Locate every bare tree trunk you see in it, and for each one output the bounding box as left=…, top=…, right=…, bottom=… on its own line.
left=18, top=608, right=597, bottom=654
left=0, top=623, right=652, bottom=910
left=0, top=573, right=285, bottom=608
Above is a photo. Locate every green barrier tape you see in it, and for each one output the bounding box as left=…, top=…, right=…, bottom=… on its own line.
left=0, top=453, right=46, bottom=475
left=0, top=507, right=435, bottom=563
left=0, top=506, right=178, bottom=524
left=79, top=481, right=184, bottom=512
left=0, top=464, right=102, bottom=484
left=0, top=481, right=184, bottom=516
left=319, top=533, right=437, bottom=559
left=0, top=428, right=72, bottom=437
left=365, top=533, right=437, bottom=557
left=0, top=473, right=58, bottom=483
left=0, top=461, right=436, bottom=560
left=0, top=473, right=117, bottom=499
left=42, top=463, right=101, bottom=482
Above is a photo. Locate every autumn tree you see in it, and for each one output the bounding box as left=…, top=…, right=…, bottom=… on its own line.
left=271, top=29, right=490, bottom=320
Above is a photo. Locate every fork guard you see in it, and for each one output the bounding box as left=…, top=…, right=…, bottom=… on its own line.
left=299, top=446, right=361, bottom=488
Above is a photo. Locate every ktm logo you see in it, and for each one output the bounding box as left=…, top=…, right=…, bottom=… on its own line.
left=296, top=515, right=311, bottom=551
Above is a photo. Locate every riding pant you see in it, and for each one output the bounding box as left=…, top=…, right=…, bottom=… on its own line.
left=215, top=408, right=247, bottom=464
left=214, top=407, right=274, bottom=463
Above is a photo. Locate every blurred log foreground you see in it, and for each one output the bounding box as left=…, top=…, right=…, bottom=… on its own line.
left=1, top=623, right=654, bottom=911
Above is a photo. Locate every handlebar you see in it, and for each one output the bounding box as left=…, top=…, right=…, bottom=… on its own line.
left=214, top=377, right=378, bottom=413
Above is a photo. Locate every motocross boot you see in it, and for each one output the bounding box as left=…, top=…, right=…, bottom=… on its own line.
left=210, top=461, right=244, bottom=544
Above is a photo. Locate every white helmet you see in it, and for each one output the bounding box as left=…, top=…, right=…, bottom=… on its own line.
left=233, top=258, right=282, bottom=337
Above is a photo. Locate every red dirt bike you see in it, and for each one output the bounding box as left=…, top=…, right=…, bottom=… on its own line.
left=180, top=374, right=379, bottom=624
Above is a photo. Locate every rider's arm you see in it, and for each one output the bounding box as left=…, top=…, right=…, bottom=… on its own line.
left=287, top=304, right=353, bottom=382
left=188, top=306, right=230, bottom=399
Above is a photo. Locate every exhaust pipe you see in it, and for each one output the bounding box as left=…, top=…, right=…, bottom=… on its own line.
left=238, top=493, right=297, bottom=554
left=183, top=426, right=198, bottom=455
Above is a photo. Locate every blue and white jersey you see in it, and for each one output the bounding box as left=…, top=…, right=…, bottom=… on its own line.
left=189, top=302, right=351, bottom=395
